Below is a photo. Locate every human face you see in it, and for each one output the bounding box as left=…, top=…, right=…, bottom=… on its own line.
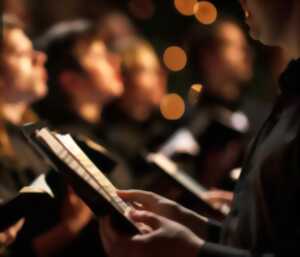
left=75, top=39, right=124, bottom=104
left=1, top=28, right=48, bottom=103
left=126, top=49, right=167, bottom=110
left=217, top=22, right=253, bottom=82
left=239, top=0, right=292, bottom=46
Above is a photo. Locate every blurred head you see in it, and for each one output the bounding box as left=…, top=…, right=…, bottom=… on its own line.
left=38, top=20, right=124, bottom=107
left=239, top=0, right=296, bottom=47
left=188, top=18, right=253, bottom=101
left=190, top=18, right=253, bottom=83
left=97, top=11, right=137, bottom=51
left=0, top=15, right=48, bottom=105
left=117, top=38, right=167, bottom=121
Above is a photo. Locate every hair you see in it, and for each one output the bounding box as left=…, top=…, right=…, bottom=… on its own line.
left=35, top=19, right=96, bottom=82
left=116, top=37, right=159, bottom=76
left=33, top=19, right=98, bottom=124
left=2, top=14, right=24, bottom=32
left=96, top=11, right=137, bottom=50
left=1, top=14, right=24, bottom=74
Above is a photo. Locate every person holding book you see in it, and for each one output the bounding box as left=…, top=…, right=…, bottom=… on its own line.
left=99, top=0, right=300, bottom=256
left=34, top=19, right=124, bottom=136
left=0, top=15, right=96, bottom=257
left=0, top=16, right=48, bottom=250
left=102, top=37, right=169, bottom=166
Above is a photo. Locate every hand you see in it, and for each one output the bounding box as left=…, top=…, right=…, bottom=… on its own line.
left=60, top=186, right=93, bottom=235
left=99, top=210, right=204, bottom=257
left=202, top=189, right=233, bottom=214
left=0, top=218, right=25, bottom=247
left=118, top=190, right=209, bottom=238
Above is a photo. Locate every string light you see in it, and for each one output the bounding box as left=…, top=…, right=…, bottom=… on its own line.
left=160, top=94, right=185, bottom=120
left=163, top=46, right=187, bottom=72
left=174, top=0, right=198, bottom=16
left=194, top=1, right=218, bottom=25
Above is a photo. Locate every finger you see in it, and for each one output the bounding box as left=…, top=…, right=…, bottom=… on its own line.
left=205, top=191, right=233, bottom=203
left=15, top=218, right=25, bottom=232
left=132, top=228, right=163, bottom=242
left=129, top=210, right=162, bottom=230
left=117, top=190, right=158, bottom=209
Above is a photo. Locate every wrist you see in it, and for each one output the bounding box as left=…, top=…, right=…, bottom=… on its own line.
left=182, top=209, right=209, bottom=238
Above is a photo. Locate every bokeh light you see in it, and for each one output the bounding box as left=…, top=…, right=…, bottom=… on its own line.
left=231, top=112, right=249, bottom=132
left=163, top=46, right=187, bottom=72
left=188, top=83, right=203, bottom=105
left=160, top=93, right=185, bottom=120
left=194, top=1, right=218, bottom=25
left=174, top=0, right=198, bottom=16
left=128, top=0, right=155, bottom=20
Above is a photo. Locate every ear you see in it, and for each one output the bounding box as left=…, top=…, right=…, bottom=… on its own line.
left=59, top=70, right=82, bottom=93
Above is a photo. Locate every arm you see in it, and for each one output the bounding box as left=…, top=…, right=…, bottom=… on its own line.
left=199, top=242, right=294, bottom=257
left=0, top=218, right=25, bottom=247
left=100, top=210, right=296, bottom=257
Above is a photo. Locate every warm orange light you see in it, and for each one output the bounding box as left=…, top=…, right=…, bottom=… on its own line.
left=128, top=0, right=155, bottom=20
left=188, top=84, right=203, bottom=105
left=160, top=94, right=185, bottom=120
left=163, top=46, right=187, bottom=72
left=194, top=1, right=218, bottom=25
left=174, top=0, right=198, bottom=16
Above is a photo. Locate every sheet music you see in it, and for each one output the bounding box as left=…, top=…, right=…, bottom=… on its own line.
left=36, top=128, right=130, bottom=216
left=147, top=153, right=207, bottom=198
left=147, top=153, right=230, bottom=215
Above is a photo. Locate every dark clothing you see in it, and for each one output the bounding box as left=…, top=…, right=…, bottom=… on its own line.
left=0, top=122, right=50, bottom=257
left=102, top=103, right=180, bottom=163
left=0, top=122, right=48, bottom=202
left=201, top=59, right=300, bottom=256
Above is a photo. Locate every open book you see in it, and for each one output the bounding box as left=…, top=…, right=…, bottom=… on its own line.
left=20, top=123, right=144, bottom=234
left=146, top=153, right=230, bottom=216
left=0, top=174, right=55, bottom=231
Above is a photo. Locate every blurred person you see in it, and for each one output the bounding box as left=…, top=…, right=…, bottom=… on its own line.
left=34, top=19, right=124, bottom=132
left=183, top=18, right=264, bottom=190
left=103, top=38, right=218, bottom=218
left=99, top=0, right=300, bottom=256
left=32, top=20, right=128, bottom=257
left=189, top=18, right=253, bottom=107
left=102, top=37, right=170, bottom=165
left=97, top=11, right=137, bottom=52
left=34, top=19, right=132, bottom=190
left=188, top=17, right=273, bottom=135
left=0, top=13, right=46, bottom=254
left=0, top=13, right=48, bottom=211
left=0, top=15, right=95, bottom=257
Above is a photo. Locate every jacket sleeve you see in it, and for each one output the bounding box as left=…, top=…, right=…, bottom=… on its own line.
left=199, top=242, right=297, bottom=257
left=206, top=219, right=222, bottom=243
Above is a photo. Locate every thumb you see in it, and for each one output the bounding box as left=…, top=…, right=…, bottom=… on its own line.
left=129, top=210, right=162, bottom=230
